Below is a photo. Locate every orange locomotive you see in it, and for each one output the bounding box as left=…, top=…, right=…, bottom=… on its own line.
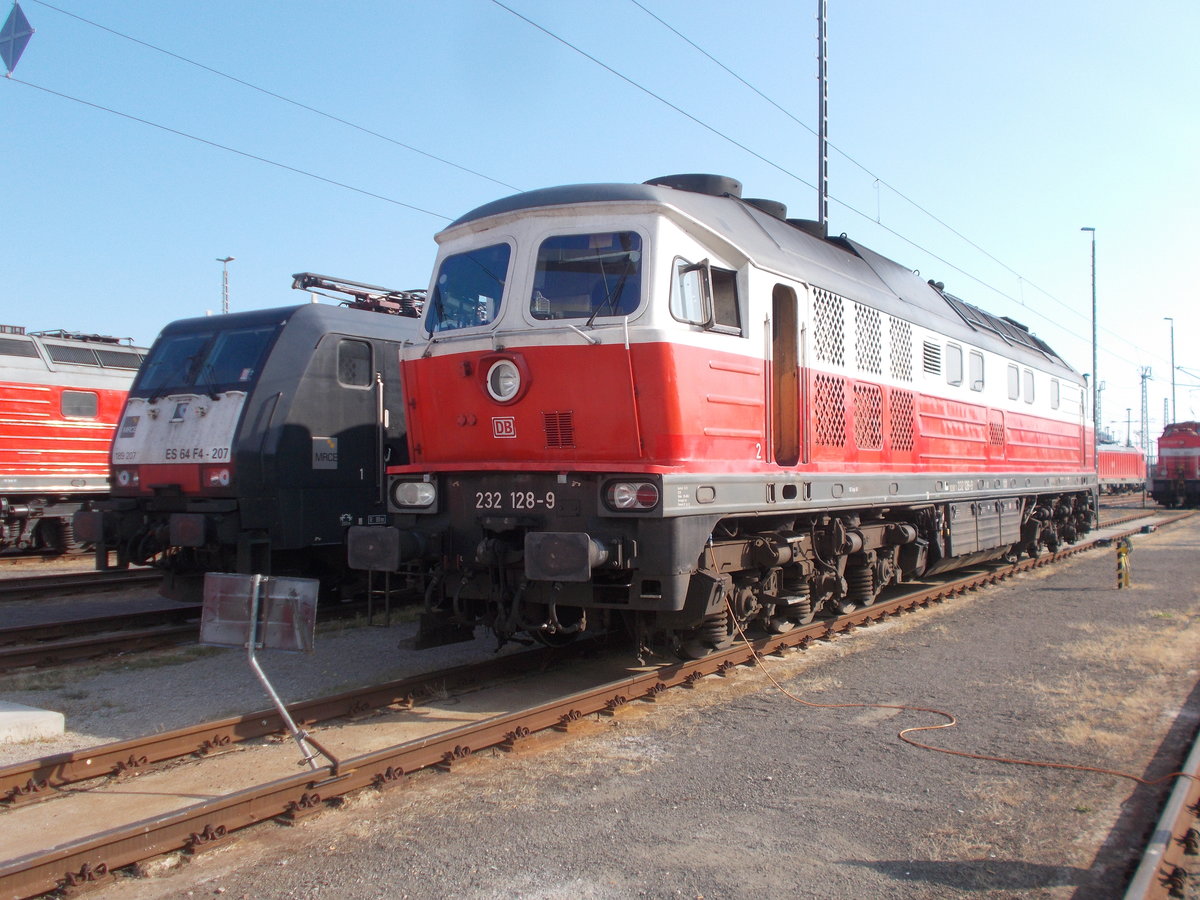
left=0, top=326, right=144, bottom=552
left=347, top=175, right=1097, bottom=656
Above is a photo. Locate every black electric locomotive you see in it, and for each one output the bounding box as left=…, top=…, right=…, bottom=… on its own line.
left=77, top=275, right=425, bottom=601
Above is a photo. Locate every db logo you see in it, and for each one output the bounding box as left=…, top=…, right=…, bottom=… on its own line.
left=492, top=417, right=517, bottom=439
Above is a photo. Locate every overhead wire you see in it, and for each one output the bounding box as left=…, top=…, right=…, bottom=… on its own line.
left=26, top=0, right=524, bottom=193
left=5, top=76, right=454, bottom=221
left=10, top=1, right=1177, bottom=379
left=573, top=1, right=1163, bottom=368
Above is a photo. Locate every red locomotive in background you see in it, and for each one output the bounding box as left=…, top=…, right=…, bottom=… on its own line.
left=0, top=325, right=144, bottom=552
left=1097, top=444, right=1146, bottom=494
left=347, top=174, right=1098, bottom=658
left=1151, top=422, right=1200, bottom=507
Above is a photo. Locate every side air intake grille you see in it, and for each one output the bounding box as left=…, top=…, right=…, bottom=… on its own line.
left=543, top=411, right=576, bottom=449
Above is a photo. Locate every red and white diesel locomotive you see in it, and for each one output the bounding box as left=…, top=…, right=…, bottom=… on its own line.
left=1150, top=422, right=1200, bottom=507
left=347, top=175, right=1097, bottom=656
left=0, top=325, right=144, bottom=553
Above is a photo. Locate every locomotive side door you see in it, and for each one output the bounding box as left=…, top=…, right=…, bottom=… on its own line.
left=771, top=284, right=801, bottom=466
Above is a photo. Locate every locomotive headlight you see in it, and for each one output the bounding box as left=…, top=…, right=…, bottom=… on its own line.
left=391, top=479, right=436, bottom=508
left=486, top=359, right=521, bottom=403
left=114, top=468, right=140, bottom=489
left=604, top=480, right=660, bottom=511
left=204, top=467, right=232, bottom=488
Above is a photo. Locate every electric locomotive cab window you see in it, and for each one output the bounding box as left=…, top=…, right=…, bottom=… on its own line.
left=670, top=258, right=743, bottom=335
left=338, top=339, right=372, bottom=387
left=62, top=390, right=98, bottom=419
left=426, top=242, right=511, bottom=333
left=530, top=232, right=642, bottom=320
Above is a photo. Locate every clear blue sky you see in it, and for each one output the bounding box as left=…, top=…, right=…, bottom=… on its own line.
left=3, top=0, right=1196, bottom=446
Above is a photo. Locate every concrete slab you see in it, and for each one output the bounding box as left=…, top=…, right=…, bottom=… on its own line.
left=0, top=701, right=65, bottom=744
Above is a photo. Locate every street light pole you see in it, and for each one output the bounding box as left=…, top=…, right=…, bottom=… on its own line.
left=1081, top=227, right=1097, bottom=467
left=1164, top=316, right=1176, bottom=424
left=217, top=256, right=235, bottom=315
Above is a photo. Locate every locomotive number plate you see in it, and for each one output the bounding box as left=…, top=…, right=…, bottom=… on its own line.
left=475, top=490, right=557, bottom=511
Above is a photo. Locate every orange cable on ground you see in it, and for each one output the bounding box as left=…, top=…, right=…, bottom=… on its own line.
left=723, top=595, right=1194, bottom=789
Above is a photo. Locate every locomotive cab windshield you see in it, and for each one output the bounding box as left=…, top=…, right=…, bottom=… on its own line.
left=530, top=231, right=642, bottom=322
left=135, top=324, right=279, bottom=399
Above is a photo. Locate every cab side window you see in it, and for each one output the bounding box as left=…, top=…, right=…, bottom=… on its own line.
left=338, top=340, right=373, bottom=388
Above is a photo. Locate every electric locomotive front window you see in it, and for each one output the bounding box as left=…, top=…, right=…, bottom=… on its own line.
left=203, top=326, right=276, bottom=386
left=529, top=231, right=642, bottom=321
left=426, top=243, right=511, bottom=333
left=135, top=325, right=276, bottom=394
left=136, top=333, right=211, bottom=393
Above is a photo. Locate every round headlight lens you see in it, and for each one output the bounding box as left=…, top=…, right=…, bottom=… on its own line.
left=486, top=359, right=521, bottom=403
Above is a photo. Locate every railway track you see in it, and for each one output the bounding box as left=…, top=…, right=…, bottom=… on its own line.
left=0, top=510, right=1190, bottom=900
left=0, top=597, right=393, bottom=674
left=1124, top=724, right=1200, bottom=900
left=0, top=569, right=161, bottom=602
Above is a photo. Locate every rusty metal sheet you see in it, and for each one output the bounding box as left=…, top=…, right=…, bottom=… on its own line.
left=199, top=573, right=318, bottom=653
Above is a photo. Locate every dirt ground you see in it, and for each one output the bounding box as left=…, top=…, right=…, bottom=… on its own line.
left=12, top=515, right=1200, bottom=899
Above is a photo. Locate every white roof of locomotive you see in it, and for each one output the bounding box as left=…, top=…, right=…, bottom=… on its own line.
left=441, top=179, right=1076, bottom=377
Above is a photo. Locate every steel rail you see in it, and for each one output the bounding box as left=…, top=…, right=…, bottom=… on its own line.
left=0, top=597, right=383, bottom=674
left=1123, top=717, right=1200, bottom=899
left=0, top=511, right=1192, bottom=899
left=0, top=640, right=599, bottom=807
left=0, top=624, right=200, bottom=673
left=0, top=570, right=161, bottom=601
left=0, top=607, right=202, bottom=647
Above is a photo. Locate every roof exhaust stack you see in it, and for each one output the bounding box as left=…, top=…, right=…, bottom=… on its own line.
left=644, top=174, right=742, bottom=199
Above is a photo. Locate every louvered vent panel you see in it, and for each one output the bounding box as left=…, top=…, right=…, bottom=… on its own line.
left=854, top=383, right=884, bottom=449
left=46, top=345, right=100, bottom=365
left=0, top=338, right=38, bottom=358
left=813, top=373, right=846, bottom=447
left=854, top=304, right=882, bottom=375
left=890, top=319, right=913, bottom=382
left=813, top=289, right=845, bottom=367
left=890, top=389, right=915, bottom=452
left=922, top=341, right=941, bottom=375
left=543, top=411, right=576, bottom=449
